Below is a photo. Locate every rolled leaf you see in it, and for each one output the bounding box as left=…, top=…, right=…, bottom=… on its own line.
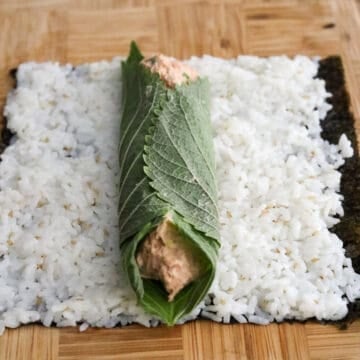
left=119, top=42, right=220, bottom=325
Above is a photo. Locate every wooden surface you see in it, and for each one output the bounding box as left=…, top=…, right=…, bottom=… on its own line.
left=0, top=0, right=360, bottom=359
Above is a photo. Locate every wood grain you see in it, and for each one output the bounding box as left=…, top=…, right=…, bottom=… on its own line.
left=0, top=0, right=360, bottom=359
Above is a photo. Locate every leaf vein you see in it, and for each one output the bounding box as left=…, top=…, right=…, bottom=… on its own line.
left=119, top=81, right=160, bottom=179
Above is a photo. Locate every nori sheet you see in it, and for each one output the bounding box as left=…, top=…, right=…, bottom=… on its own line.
left=317, top=57, right=360, bottom=327
left=0, top=58, right=359, bottom=327
left=0, top=68, right=16, bottom=154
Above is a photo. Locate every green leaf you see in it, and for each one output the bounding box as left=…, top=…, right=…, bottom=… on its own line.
left=120, top=211, right=217, bottom=325
left=118, top=44, right=168, bottom=241
left=144, top=78, right=220, bottom=242
left=118, top=42, right=220, bottom=325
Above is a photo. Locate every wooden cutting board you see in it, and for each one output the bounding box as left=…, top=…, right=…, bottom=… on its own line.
left=0, top=0, right=360, bottom=359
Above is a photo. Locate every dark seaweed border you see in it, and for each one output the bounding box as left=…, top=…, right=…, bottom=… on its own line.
left=0, top=68, right=16, bottom=155
left=317, top=57, right=360, bottom=326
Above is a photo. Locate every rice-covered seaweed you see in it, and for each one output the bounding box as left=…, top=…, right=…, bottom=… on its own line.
left=0, top=54, right=359, bottom=334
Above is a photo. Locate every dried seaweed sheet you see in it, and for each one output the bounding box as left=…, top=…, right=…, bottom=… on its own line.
left=318, top=57, right=360, bottom=326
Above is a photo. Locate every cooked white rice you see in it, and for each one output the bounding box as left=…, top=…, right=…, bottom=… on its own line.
left=0, top=55, right=359, bottom=334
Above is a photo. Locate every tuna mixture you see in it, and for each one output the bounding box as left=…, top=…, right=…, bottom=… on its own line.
left=142, top=54, right=198, bottom=88
left=136, top=218, right=203, bottom=301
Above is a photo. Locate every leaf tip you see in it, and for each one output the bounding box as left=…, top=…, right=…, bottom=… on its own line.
left=127, top=41, right=144, bottom=64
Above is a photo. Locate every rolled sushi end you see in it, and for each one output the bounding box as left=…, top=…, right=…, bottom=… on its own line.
left=136, top=216, right=203, bottom=301
left=136, top=55, right=204, bottom=301
left=120, top=42, right=219, bottom=323
left=141, top=54, right=198, bottom=88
